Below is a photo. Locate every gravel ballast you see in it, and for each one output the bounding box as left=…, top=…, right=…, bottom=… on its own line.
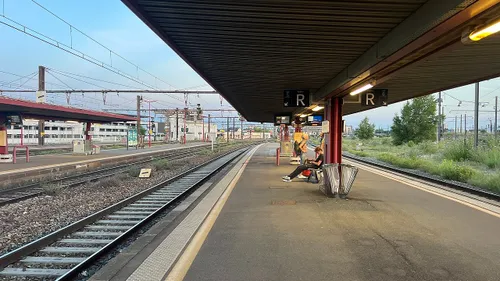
left=0, top=144, right=250, bottom=255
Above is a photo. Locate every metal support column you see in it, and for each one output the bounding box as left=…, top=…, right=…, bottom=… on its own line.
left=232, top=117, right=235, bottom=139
left=137, top=95, right=141, bottom=143
left=226, top=117, right=229, bottom=142
left=474, top=82, right=479, bottom=147
left=183, top=108, right=187, bottom=144
left=454, top=116, right=457, bottom=139
left=175, top=108, right=179, bottom=142
left=38, top=66, right=46, bottom=146
left=495, top=96, right=498, bottom=138
left=437, top=91, right=442, bottom=142
left=208, top=114, right=211, bottom=141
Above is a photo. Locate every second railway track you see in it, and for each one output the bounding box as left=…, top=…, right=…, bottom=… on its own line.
left=0, top=145, right=252, bottom=280
left=343, top=153, right=500, bottom=202
left=0, top=144, right=217, bottom=207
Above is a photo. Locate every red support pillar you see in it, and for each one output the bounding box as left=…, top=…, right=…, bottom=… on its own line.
left=85, top=122, right=92, bottom=141
left=0, top=124, right=8, bottom=155
left=327, top=97, right=343, bottom=164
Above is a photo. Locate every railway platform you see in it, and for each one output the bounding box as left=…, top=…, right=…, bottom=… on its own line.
left=0, top=142, right=207, bottom=183
left=91, top=143, right=500, bottom=281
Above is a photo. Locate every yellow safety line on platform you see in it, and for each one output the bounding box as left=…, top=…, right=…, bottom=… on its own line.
left=346, top=159, right=500, bottom=219
left=0, top=144, right=208, bottom=176
left=164, top=145, right=260, bottom=281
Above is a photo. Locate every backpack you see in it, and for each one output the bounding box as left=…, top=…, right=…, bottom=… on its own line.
left=299, top=141, right=307, bottom=153
left=293, top=141, right=302, bottom=154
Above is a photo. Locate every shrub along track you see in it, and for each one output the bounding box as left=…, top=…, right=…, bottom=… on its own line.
left=343, top=153, right=500, bottom=201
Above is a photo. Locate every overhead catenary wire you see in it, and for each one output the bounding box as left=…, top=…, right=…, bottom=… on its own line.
left=0, top=71, right=37, bottom=88
left=30, top=0, right=176, bottom=90
left=46, top=70, right=75, bottom=90
left=47, top=68, right=141, bottom=90
left=0, top=15, right=167, bottom=92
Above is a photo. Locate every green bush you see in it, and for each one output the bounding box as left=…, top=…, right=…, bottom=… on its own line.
left=351, top=151, right=368, bottom=157
left=443, top=141, right=474, bottom=162
left=153, top=159, right=171, bottom=171
left=474, top=147, right=500, bottom=169
left=469, top=173, right=500, bottom=193
left=127, top=167, right=142, bottom=177
left=437, top=160, right=475, bottom=182
left=417, top=141, right=439, bottom=154
left=377, top=153, right=423, bottom=169
left=381, top=137, right=392, bottom=146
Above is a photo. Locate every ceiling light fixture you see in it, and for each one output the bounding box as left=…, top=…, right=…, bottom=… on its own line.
left=312, top=106, right=324, bottom=112
left=469, top=18, right=500, bottom=42
left=350, top=82, right=374, bottom=96
left=300, top=114, right=307, bottom=118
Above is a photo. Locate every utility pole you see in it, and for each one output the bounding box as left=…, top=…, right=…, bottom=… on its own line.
left=37, top=66, right=45, bottom=146
left=240, top=119, right=243, bottom=139
left=460, top=114, right=463, bottom=134
left=226, top=117, right=229, bottom=142
left=495, top=96, right=498, bottom=138
left=437, top=91, right=442, bottom=142
left=208, top=114, right=211, bottom=141
left=454, top=116, right=457, bottom=140
left=175, top=108, right=179, bottom=142
left=464, top=114, right=467, bottom=140
left=142, top=99, right=156, bottom=148
left=232, top=117, right=235, bottom=139
left=136, top=95, right=141, bottom=146
left=183, top=107, right=187, bottom=144
left=474, top=82, right=479, bottom=147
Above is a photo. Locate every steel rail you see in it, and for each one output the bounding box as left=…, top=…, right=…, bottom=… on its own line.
left=343, top=153, right=500, bottom=201
left=0, top=145, right=252, bottom=280
left=0, top=144, right=214, bottom=207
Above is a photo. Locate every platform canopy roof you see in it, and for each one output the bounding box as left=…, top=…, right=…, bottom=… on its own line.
left=0, top=96, right=136, bottom=123
left=122, top=0, right=500, bottom=122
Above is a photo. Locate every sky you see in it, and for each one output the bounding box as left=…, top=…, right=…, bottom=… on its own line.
left=0, top=0, right=499, bottom=130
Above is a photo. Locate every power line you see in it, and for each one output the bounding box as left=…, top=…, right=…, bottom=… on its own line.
left=481, top=85, right=500, bottom=99
left=48, top=68, right=140, bottom=89
left=46, top=70, right=106, bottom=89
left=0, top=15, right=165, bottom=92
left=46, top=70, right=75, bottom=90
left=0, top=71, right=37, bottom=87
left=30, top=0, right=176, bottom=90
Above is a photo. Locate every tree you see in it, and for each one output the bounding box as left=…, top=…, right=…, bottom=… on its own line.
left=139, top=127, right=147, bottom=136
left=355, top=117, right=375, bottom=140
left=391, top=95, right=437, bottom=145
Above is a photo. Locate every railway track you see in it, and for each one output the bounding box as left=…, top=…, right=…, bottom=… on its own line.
left=0, top=144, right=215, bottom=207
left=0, top=146, right=251, bottom=280
left=343, top=153, right=500, bottom=201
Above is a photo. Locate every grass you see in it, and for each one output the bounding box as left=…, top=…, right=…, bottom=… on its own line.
left=152, top=159, right=171, bottom=171
left=90, top=174, right=127, bottom=189
left=338, top=136, right=500, bottom=193
left=42, top=183, right=65, bottom=196
left=127, top=167, right=142, bottom=177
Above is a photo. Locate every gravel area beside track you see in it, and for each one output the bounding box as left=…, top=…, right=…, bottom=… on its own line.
left=0, top=144, right=247, bottom=255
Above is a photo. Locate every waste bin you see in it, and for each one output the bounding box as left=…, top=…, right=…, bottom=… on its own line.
left=319, top=163, right=358, bottom=198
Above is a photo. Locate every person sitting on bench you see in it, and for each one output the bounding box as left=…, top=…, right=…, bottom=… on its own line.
left=282, top=146, right=323, bottom=182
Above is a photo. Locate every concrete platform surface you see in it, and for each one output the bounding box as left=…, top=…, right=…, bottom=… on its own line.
left=182, top=143, right=500, bottom=281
